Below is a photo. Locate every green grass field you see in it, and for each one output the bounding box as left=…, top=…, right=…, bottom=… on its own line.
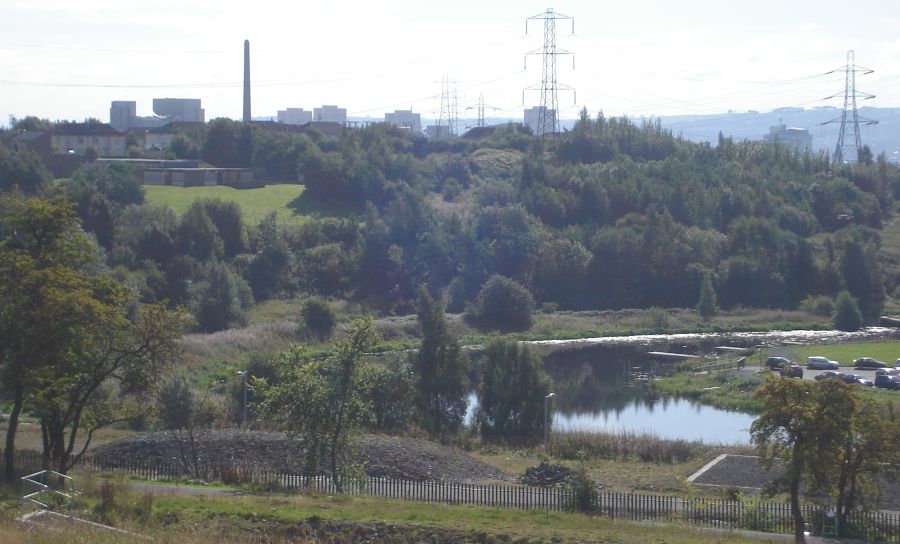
left=144, top=184, right=329, bottom=224
left=775, top=341, right=900, bottom=366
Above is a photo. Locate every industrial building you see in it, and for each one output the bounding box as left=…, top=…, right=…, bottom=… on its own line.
left=109, top=99, right=205, bottom=131
left=524, top=106, right=556, bottom=136
left=313, top=105, right=347, bottom=125
left=384, top=110, right=421, bottom=133
left=763, top=123, right=812, bottom=154
left=277, top=108, right=313, bottom=125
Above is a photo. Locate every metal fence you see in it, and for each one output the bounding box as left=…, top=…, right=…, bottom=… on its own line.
left=3, top=448, right=900, bottom=541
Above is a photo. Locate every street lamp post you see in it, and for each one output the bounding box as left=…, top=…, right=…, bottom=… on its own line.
left=544, top=392, right=555, bottom=443
left=236, top=370, right=248, bottom=426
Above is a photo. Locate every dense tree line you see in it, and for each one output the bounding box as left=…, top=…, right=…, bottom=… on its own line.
left=2, top=110, right=899, bottom=332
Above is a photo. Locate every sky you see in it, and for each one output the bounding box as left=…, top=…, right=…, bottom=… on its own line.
left=2, top=0, right=899, bottom=128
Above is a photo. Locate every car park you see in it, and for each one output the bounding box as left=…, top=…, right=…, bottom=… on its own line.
left=765, top=356, right=791, bottom=370
left=807, top=356, right=840, bottom=370
left=853, top=357, right=888, bottom=369
left=815, top=370, right=844, bottom=381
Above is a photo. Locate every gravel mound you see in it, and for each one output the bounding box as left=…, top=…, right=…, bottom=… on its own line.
left=517, top=461, right=573, bottom=487
left=91, top=430, right=507, bottom=483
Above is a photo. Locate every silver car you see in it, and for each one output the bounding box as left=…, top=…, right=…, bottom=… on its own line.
left=807, top=356, right=840, bottom=370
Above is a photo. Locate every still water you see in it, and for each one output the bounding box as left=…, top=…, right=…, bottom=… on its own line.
left=554, top=397, right=754, bottom=444
left=468, top=339, right=758, bottom=444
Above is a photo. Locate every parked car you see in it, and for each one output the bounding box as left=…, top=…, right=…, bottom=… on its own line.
left=876, top=368, right=900, bottom=377
left=807, top=356, right=840, bottom=370
left=780, top=364, right=804, bottom=378
left=815, top=370, right=845, bottom=381
left=853, top=357, right=888, bottom=369
left=875, top=372, right=899, bottom=388
left=766, top=356, right=791, bottom=370
left=857, top=378, right=875, bottom=387
left=840, top=373, right=867, bottom=385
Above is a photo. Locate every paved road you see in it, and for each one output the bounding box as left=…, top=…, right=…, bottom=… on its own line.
left=741, top=366, right=887, bottom=384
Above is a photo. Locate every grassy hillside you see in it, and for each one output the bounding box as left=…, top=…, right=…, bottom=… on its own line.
left=144, top=184, right=306, bottom=224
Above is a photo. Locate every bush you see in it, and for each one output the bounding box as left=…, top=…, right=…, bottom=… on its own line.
left=564, top=466, right=598, bottom=514
left=465, top=275, right=534, bottom=332
left=801, top=295, right=835, bottom=317
left=643, top=307, right=669, bottom=333
left=833, top=290, right=863, bottom=331
left=301, top=297, right=337, bottom=340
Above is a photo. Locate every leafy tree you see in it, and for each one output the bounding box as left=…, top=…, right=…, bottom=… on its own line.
left=832, top=400, right=900, bottom=529
left=177, top=204, right=224, bottom=262
left=476, top=338, right=551, bottom=441
left=0, top=194, right=101, bottom=481
left=156, top=376, right=222, bottom=478
left=0, top=144, right=52, bottom=194
left=412, top=288, right=469, bottom=436
left=839, top=237, right=884, bottom=323
left=833, top=290, right=863, bottom=331
left=696, top=273, right=718, bottom=321
left=751, top=377, right=856, bottom=543
left=466, top=275, right=534, bottom=332
left=301, top=297, right=337, bottom=340
left=195, top=262, right=251, bottom=332
left=254, top=318, right=376, bottom=491
left=246, top=212, right=293, bottom=300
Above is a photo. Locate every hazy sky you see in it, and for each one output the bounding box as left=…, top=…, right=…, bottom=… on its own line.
left=2, top=0, right=899, bottom=127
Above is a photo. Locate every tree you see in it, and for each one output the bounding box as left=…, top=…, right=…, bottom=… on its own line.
left=466, top=275, right=534, bottom=332
left=832, top=400, right=900, bottom=529
left=412, top=288, right=469, bottom=436
left=156, top=376, right=222, bottom=478
left=476, top=338, right=551, bottom=441
left=833, top=290, right=863, bottom=331
left=751, top=377, right=856, bottom=543
left=696, top=273, right=718, bottom=321
left=254, top=318, right=376, bottom=491
left=195, top=262, right=251, bottom=332
left=301, top=297, right=337, bottom=340
left=0, top=195, right=105, bottom=482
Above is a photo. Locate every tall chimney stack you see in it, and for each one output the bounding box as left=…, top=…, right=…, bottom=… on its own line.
left=243, top=39, right=251, bottom=123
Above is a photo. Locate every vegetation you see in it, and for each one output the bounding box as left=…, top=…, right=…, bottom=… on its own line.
left=475, top=338, right=551, bottom=440
left=0, top=194, right=189, bottom=480
left=254, top=319, right=376, bottom=490
left=412, top=288, right=469, bottom=436
left=0, top=487, right=776, bottom=544
left=751, top=376, right=900, bottom=542
left=833, top=290, right=863, bottom=331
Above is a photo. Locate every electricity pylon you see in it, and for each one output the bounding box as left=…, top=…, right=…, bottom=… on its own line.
left=524, top=8, right=575, bottom=138
left=437, top=76, right=459, bottom=137
left=823, top=50, right=877, bottom=163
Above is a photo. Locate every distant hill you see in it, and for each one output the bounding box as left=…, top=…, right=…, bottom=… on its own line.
left=652, top=106, right=900, bottom=163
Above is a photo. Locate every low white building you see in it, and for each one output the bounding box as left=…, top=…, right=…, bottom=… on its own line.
left=52, top=122, right=126, bottom=157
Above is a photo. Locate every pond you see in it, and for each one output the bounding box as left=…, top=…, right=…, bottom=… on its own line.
left=553, top=396, right=755, bottom=444
left=468, top=339, right=758, bottom=444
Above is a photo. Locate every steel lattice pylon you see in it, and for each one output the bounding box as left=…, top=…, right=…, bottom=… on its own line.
left=824, top=50, right=877, bottom=163
left=524, top=8, right=574, bottom=139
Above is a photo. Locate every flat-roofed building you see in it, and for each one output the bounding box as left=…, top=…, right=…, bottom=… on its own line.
left=313, top=105, right=347, bottom=125
left=277, top=108, right=313, bottom=125
left=385, top=110, right=421, bottom=133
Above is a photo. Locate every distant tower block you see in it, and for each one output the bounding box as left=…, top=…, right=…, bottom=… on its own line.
left=243, top=39, right=251, bottom=123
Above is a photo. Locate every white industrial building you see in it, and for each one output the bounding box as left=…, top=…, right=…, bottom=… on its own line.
left=524, top=106, right=557, bottom=136
left=277, top=108, right=313, bottom=125
left=384, top=110, right=421, bottom=133
left=313, top=105, right=347, bottom=125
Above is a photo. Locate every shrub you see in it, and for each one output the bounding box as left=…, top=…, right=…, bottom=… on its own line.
left=466, top=275, right=534, bottom=332
left=833, top=290, right=863, bottom=331
left=564, top=466, right=598, bottom=514
left=644, top=307, right=669, bottom=333
left=801, top=295, right=835, bottom=317
left=301, top=297, right=337, bottom=340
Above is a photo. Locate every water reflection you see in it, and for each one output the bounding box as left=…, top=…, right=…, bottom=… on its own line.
left=468, top=339, right=755, bottom=444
